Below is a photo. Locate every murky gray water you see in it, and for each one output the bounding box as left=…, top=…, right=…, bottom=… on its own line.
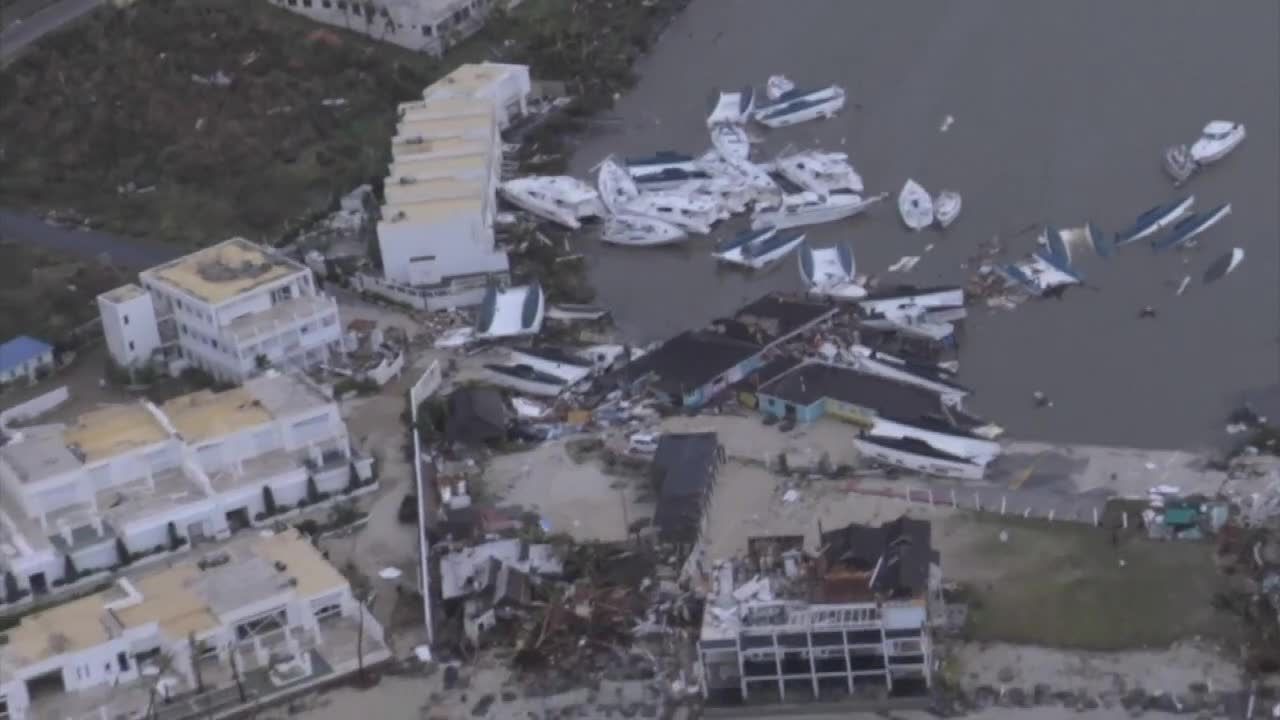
left=569, top=0, right=1280, bottom=450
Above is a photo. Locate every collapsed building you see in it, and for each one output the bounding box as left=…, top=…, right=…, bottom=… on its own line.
left=699, top=517, right=939, bottom=705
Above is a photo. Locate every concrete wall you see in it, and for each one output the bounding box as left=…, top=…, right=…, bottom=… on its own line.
left=0, top=386, right=69, bottom=428
left=758, top=393, right=825, bottom=422
left=378, top=212, right=505, bottom=287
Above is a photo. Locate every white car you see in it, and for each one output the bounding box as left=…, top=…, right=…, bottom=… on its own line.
left=1190, top=121, right=1246, bottom=164
left=627, top=432, right=660, bottom=455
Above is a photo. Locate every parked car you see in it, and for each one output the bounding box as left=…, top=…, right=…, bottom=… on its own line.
left=398, top=493, right=419, bottom=525
left=628, top=432, right=660, bottom=455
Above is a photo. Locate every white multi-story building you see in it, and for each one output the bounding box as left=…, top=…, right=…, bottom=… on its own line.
left=0, top=372, right=360, bottom=603
left=268, top=0, right=517, bottom=57
left=364, top=63, right=530, bottom=310
left=98, top=237, right=343, bottom=383
left=0, top=528, right=388, bottom=720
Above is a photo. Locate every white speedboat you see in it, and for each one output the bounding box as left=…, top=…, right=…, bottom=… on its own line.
left=707, top=86, right=755, bottom=126
left=601, top=214, right=687, bottom=247
left=933, top=190, right=962, bottom=229
left=799, top=243, right=866, bottom=300
left=499, top=176, right=604, bottom=230
left=775, top=150, right=864, bottom=194
left=753, top=86, right=846, bottom=128
left=475, top=282, right=545, bottom=340
left=596, top=157, right=640, bottom=214
left=751, top=189, right=886, bottom=230
left=710, top=123, right=752, bottom=164
left=1114, top=196, right=1195, bottom=247
left=621, top=192, right=724, bottom=234
left=714, top=227, right=806, bottom=269
left=898, top=179, right=933, bottom=231
left=1190, top=121, right=1246, bottom=164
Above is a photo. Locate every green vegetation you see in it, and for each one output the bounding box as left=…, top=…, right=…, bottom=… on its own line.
left=0, top=242, right=128, bottom=346
left=0, top=0, right=439, bottom=246
left=956, top=516, right=1237, bottom=651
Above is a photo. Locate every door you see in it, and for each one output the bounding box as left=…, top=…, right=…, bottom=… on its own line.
left=28, top=572, right=47, bottom=596
left=224, top=507, right=251, bottom=533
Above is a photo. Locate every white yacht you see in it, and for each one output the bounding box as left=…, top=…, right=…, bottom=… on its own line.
left=753, top=86, right=846, bottom=128
left=596, top=156, right=640, bottom=214
left=707, top=86, right=755, bottom=126
left=799, top=243, right=865, bottom=300
left=625, top=151, right=709, bottom=191
left=620, top=192, right=725, bottom=234
left=775, top=150, right=864, bottom=194
left=933, top=190, right=962, bottom=229
left=898, top=179, right=934, bottom=231
left=751, top=189, right=886, bottom=230
left=499, top=176, right=604, bottom=230
left=710, top=123, right=752, bottom=164
left=600, top=214, right=687, bottom=247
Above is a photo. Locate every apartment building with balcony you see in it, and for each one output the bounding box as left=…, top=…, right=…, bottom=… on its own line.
left=268, top=0, right=515, bottom=57
left=0, top=529, right=388, bottom=720
left=364, top=64, right=530, bottom=310
left=0, top=373, right=358, bottom=605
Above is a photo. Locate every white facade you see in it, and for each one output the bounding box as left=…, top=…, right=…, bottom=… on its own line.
left=0, top=373, right=355, bottom=603
left=96, top=284, right=162, bottom=368
left=0, top=529, right=386, bottom=720
left=99, top=238, right=344, bottom=384
left=267, top=0, right=511, bottom=55
left=374, top=66, right=529, bottom=304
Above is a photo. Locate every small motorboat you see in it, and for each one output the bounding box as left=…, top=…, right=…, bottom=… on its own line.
left=751, top=189, right=886, bottom=230
left=753, top=86, right=846, bottom=128
left=620, top=192, right=724, bottom=234
left=710, top=123, right=752, bottom=164
left=799, top=243, right=865, bottom=300
left=1203, top=247, right=1244, bottom=285
left=775, top=149, right=864, bottom=194
left=600, top=214, right=687, bottom=247
left=707, top=86, right=755, bottom=126
left=933, top=190, right=962, bottom=229
left=1191, top=121, right=1246, bottom=164
left=596, top=157, right=640, bottom=214
left=498, top=176, right=603, bottom=230
left=898, top=179, right=933, bottom=231
left=475, top=282, right=545, bottom=340
left=1114, top=196, right=1194, bottom=247
left=765, top=74, right=796, bottom=101
left=714, top=228, right=807, bottom=269
left=1151, top=202, right=1231, bottom=251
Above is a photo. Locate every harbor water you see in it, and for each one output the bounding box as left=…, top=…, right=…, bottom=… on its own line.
left=567, top=0, right=1280, bottom=450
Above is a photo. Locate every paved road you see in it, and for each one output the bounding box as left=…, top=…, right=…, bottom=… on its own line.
left=0, top=0, right=103, bottom=65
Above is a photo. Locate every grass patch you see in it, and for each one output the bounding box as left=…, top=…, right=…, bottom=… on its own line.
left=0, top=242, right=128, bottom=345
left=0, top=0, right=439, bottom=246
left=955, top=515, right=1237, bottom=651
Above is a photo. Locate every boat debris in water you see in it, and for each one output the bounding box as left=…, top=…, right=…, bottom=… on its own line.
left=620, top=192, right=724, bottom=234
left=546, top=304, right=610, bottom=322
left=707, top=86, right=755, bottom=127
left=765, top=74, right=795, bottom=101
left=600, top=214, right=687, bottom=247
left=596, top=156, right=640, bottom=214
left=774, top=149, right=864, bottom=194
left=933, top=190, right=962, bottom=229
left=1151, top=202, right=1231, bottom=252
left=709, top=123, right=753, bottom=164
left=898, top=179, right=934, bottom=231
left=799, top=244, right=866, bottom=300
left=1114, top=196, right=1195, bottom=247
left=1203, top=247, right=1244, bottom=285
left=751, top=189, right=886, bottom=230
left=752, top=85, right=846, bottom=128
left=713, top=227, right=806, bottom=270
left=1164, top=121, right=1246, bottom=186
left=498, top=176, right=603, bottom=230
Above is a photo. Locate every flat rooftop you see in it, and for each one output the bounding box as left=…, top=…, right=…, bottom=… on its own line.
left=144, top=237, right=305, bottom=305
left=2, top=529, right=346, bottom=670
left=64, top=403, right=169, bottom=463
left=398, top=96, right=495, bottom=120
left=390, top=136, right=491, bottom=162
left=381, top=193, right=486, bottom=225
left=161, top=373, right=330, bottom=444
left=384, top=175, right=488, bottom=206
left=425, top=62, right=526, bottom=96
left=0, top=424, right=81, bottom=483
left=98, top=283, right=147, bottom=304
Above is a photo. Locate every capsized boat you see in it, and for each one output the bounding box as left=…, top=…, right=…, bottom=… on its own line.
left=710, top=123, right=752, bottom=164
left=1036, top=225, right=1073, bottom=270
left=856, top=286, right=964, bottom=316
left=853, top=435, right=986, bottom=481
left=714, top=227, right=806, bottom=269
left=475, top=282, right=545, bottom=340
left=753, top=86, right=846, bottom=128
left=707, top=86, right=755, bottom=127
left=775, top=149, right=864, bottom=194
left=800, top=244, right=865, bottom=301
left=600, top=214, right=687, bottom=247
left=996, top=254, right=1081, bottom=296
left=1203, top=247, right=1244, bottom=285
left=620, top=192, right=724, bottom=234
left=1191, top=121, right=1246, bottom=164
left=898, top=179, right=933, bottom=231
left=1114, top=196, right=1194, bottom=247
left=1152, top=202, right=1231, bottom=251
left=933, top=190, right=962, bottom=229
left=751, top=189, right=886, bottom=230
left=765, top=74, right=795, bottom=101
left=596, top=156, right=640, bottom=214
left=498, top=176, right=603, bottom=230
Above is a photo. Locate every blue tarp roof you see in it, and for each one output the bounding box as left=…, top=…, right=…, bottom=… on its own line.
left=0, top=335, right=53, bottom=373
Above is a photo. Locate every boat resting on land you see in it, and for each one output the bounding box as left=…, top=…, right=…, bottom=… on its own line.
left=713, top=227, right=807, bottom=269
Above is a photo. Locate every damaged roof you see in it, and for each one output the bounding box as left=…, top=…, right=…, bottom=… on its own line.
left=651, top=433, right=720, bottom=544
left=446, top=387, right=509, bottom=444
left=712, top=293, right=836, bottom=347
left=821, top=516, right=935, bottom=597
left=759, top=361, right=944, bottom=422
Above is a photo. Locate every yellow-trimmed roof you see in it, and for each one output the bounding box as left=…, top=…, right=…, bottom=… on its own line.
left=145, top=238, right=303, bottom=305
left=161, top=387, right=272, bottom=444
left=63, top=404, right=168, bottom=462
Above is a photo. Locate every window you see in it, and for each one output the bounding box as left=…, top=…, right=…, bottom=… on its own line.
left=117, top=651, right=130, bottom=672
left=337, top=0, right=346, bottom=8
left=128, top=341, right=135, bottom=351
left=287, top=0, right=296, bottom=5
left=322, top=0, right=330, bottom=6
left=235, top=608, right=287, bottom=640
left=314, top=602, right=341, bottom=621
left=123, top=314, right=129, bottom=325
left=422, top=25, right=432, bottom=36
left=302, top=0, right=311, bottom=7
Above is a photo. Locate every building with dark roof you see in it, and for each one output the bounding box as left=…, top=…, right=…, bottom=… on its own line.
left=818, top=516, right=938, bottom=602
left=757, top=361, right=945, bottom=426
left=711, top=294, right=837, bottom=347
left=445, top=387, right=509, bottom=445
left=650, top=432, right=723, bottom=546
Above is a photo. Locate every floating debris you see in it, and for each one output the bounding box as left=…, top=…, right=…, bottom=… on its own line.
left=1203, top=247, right=1245, bottom=284
left=888, top=255, right=921, bottom=273
left=939, top=114, right=955, bottom=133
